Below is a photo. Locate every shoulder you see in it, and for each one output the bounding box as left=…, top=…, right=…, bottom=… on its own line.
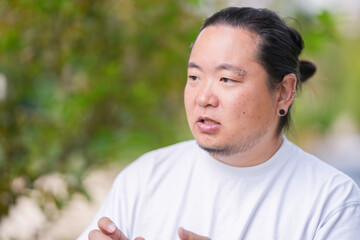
left=113, top=140, right=198, bottom=184
left=133, top=139, right=198, bottom=168
left=139, top=140, right=198, bottom=160
left=286, top=139, right=360, bottom=205
left=286, top=138, right=349, bottom=177
left=281, top=139, right=360, bottom=234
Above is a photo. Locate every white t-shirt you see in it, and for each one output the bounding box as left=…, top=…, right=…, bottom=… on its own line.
left=78, top=137, right=360, bottom=240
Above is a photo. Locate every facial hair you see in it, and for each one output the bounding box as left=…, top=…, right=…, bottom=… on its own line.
left=197, top=125, right=268, bottom=159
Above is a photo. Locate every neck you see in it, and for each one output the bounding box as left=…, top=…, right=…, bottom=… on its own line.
left=210, top=134, right=284, bottom=167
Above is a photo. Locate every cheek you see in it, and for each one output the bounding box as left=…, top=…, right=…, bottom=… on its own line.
left=228, top=91, right=270, bottom=123
left=184, top=84, right=189, bottom=101
left=227, top=92, right=251, bottom=113
left=248, top=94, right=277, bottom=124
left=184, top=85, right=194, bottom=114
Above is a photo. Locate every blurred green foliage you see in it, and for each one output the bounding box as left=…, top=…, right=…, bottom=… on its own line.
left=0, top=0, right=359, bottom=222
left=291, top=11, right=360, bottom=134
left=0, top=0, right=199, bottom=218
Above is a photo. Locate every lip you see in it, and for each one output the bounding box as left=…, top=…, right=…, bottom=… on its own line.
left=196, top=116, right=221, bottom=133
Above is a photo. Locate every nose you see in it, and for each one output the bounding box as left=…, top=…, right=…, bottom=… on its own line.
left=196, top=81, right=219, bottom=107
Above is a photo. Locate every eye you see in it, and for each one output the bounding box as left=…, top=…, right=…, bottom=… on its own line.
left=220, top=77, right=235, bottom=83
left=188, top=75, right=199, bottom=81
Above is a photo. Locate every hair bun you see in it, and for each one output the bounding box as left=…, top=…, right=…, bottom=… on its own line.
left=299, top=60, right=316, bottom=83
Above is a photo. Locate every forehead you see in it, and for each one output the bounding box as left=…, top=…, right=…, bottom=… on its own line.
left=189, top=25, right=261, bottom=67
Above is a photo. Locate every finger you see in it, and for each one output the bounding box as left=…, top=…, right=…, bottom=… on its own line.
left=134, top=237, right=145, bottom=240
left=98, top=217, right=128, bottom=240
left=88, top=229, right=110, bottom=240
left=178, top=227, right=211, bottom=240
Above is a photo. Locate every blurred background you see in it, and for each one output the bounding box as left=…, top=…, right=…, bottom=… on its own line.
left=0, top=0, right=359, bottom=239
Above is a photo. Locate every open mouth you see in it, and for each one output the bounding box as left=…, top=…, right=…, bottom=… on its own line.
left=197, top=117, right=220, bottom=133
left=202, top=119, right=218, bottom=125
left=198, top=117, right=220, bottom=125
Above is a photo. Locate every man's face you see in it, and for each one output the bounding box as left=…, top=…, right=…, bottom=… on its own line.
left=184, top=25, right=280, bottom=160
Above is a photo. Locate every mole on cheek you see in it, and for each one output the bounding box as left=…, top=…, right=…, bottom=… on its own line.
left=243, top=112, right=246, bottom=115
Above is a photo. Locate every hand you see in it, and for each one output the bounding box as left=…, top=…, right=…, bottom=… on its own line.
left=88, top=217, right=144, bottom=240
left=178, top=227, right=211, bottom=240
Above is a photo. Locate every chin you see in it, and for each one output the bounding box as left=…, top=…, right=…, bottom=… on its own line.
left=196, top=140, right=234, bottom=156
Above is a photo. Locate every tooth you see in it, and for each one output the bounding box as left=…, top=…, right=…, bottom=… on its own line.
left=204, top=120, right=217, bottom=125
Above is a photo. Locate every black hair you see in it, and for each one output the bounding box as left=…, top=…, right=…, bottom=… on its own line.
left=200, top=7, right=316, bottom=133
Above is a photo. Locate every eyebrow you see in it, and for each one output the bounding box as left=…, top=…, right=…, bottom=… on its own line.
left=187, top=62, right=247, bottom=77
left=216, top=63, right=247, bottom=77
left=187, top=62, right=202, bottom=70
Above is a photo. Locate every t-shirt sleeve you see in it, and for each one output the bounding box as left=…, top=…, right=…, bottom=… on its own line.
left=76, top=171, right=134, bottom=240
left=313, top=203, right=360, bottom=240
left=76, top=153, right=150, bottom=240
left=77, top=172, right=121, bottom=240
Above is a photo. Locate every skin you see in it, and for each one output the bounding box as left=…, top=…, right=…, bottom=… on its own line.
left=88, top=24, right=297, bottom=240
left=184, top=25, right=296, bottom=167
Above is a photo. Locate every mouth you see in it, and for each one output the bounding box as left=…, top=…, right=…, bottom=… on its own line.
left=197, top=117, right=220, bottom=125
left=196, top=117, right=220, bottom=133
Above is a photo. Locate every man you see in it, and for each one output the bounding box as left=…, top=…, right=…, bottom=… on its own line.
left=80, top=7, right=360, bottom=240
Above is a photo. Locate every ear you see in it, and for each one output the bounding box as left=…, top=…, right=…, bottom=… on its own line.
left=277, top=73, right=297, bottom=116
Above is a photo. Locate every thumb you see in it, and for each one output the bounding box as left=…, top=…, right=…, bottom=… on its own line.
left=178, top=227, right=211, bottom=240
left=98, top=217, right=128, bottom=240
